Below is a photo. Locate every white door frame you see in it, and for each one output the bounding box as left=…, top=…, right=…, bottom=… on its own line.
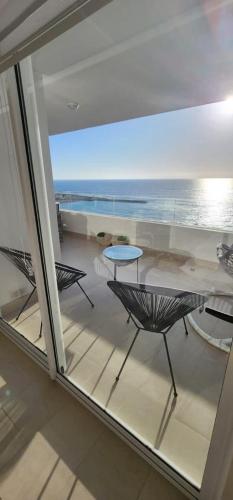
left=16, top=59, right=67, bottom=374
left=5, top=64, right=65, bottom=378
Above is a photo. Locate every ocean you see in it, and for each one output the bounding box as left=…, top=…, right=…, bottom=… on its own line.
left=54, top=179, right=233, bottom=231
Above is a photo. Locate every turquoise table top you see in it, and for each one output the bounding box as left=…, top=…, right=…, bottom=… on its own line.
left=103, top=245, right=143, bottom=263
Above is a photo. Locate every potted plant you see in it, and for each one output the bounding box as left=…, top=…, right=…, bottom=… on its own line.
left=112, top=234, right=130, bottom=245
left=96, top=231, right=112, bottom=246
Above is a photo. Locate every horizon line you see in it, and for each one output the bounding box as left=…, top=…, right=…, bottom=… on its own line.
left=53, top=176, right=233, bottom=181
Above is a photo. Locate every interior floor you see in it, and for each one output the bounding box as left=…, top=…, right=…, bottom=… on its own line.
left=0, top=332, right=187, bottom=500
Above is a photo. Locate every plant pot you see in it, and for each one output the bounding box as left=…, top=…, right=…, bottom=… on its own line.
left=96, top=233, right=112, bottom=246
left=112, top=235, right=130, bottom=245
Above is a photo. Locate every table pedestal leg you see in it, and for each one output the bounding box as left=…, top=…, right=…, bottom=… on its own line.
left=114, top=263, right=117, bottom=280
left=137, top=259, right=139, bottom=283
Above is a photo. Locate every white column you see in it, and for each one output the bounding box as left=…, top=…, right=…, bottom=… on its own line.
left=29, top=63, right=61, bottom=261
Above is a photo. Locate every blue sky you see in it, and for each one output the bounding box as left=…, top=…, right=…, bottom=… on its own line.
left=49, top=100, right=233, bottom=179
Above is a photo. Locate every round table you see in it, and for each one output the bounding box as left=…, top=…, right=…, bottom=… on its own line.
left=103, top=245, right=143, bottom=281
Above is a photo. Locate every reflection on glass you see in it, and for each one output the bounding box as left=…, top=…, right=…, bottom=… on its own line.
left=20, top=0, right=233, bottom=490
left=0, top=71, right=44, bottom=353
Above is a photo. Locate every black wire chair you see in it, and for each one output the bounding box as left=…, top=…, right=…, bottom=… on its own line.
left=217, top=243, right=233, bottom=277
left=108, top=281, right=207, bottom=397
left=0, top=247, right=94, bottom=336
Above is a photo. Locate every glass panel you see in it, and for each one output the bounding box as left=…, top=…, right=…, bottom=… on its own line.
left=20, top=0, right=233, bottom=489
left=0, top=68, right=45, bottom=355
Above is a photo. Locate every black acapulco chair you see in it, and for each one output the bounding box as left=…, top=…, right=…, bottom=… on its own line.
left=108, top=281, right=207, bottom=397
left=0, top=247, right=94, bottom=336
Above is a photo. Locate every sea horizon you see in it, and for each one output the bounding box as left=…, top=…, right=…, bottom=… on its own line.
left=54, top=176, right=233, bottom=181
left=54, top=178, right=233, bottom=231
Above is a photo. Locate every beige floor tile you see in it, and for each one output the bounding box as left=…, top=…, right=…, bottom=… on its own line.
left=0, top=399, right=104, bottom=500
left=70, top=428, right=150, bottom=500
left=0, top=333, right=186, bottom=500
left=35, top=458, right=76, bottom=500
left=0, top=431, right=75, bottom=500
left=0, top=337, right=46, bottom=402
left=222, top=456, right=233, bottom=500
left=138, top=469, right=187, bottom=500
left=41, top=398, right=105, bottom=471
left=0, top=408, right=17, bottom=458
left=158, top=418, right=209, bottom=486
left=2, top=376, right=70, bottom=440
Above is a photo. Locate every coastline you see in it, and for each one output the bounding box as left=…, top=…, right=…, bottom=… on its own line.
left=55, top=192, right=147, bottom=204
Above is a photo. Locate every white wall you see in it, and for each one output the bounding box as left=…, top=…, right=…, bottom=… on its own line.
left=61, top=209, right=233, bottom=263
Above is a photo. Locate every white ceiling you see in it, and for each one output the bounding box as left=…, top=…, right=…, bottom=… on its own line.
left=32, top=0, right=233, bottom=136
left=2, top=0, right=232, bottom=136
left=0, top=0, right=79, bottom=54
left=0, top=0, right=41, bottom=35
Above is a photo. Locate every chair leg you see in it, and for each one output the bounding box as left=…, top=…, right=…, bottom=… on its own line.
left=127, top=312, right=131, bottom=324
left=16, top=287, right=36, bottom=321
left=163, top=334, right=178, bottom=397
left=77, top=281, right=94, bottom=308
left=39, top=322, right=42, bottom=338
left=183, top=316, right=188, bottom=335
left=116, top=328, right=140, bottom=381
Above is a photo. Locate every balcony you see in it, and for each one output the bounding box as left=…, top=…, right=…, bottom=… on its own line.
left=2, top=213, right=233, bottom=487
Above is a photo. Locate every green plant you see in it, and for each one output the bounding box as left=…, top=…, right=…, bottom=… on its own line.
left=117, top=235, right=128, bottom=241
left=97, top=232, right=106, bottom=237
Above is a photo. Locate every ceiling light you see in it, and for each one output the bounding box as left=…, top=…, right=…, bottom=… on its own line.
left=66, top=102, right=80, bottom=112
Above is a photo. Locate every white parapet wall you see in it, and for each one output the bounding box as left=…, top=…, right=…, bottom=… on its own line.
left=61, top=210, right=233, bottom=264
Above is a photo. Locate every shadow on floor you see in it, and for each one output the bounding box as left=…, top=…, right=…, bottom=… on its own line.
left=0, top=333, right=186, bottom=500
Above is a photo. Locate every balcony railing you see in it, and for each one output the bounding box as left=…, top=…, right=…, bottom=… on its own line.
left=55, top=191, right=233, bottom=232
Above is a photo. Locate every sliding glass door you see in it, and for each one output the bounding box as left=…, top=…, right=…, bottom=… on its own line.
left=0, top=65, right=65, bottom=378
left=4, top=0, right=233, bottom=497
left=0, top=68, right=46, bottom=354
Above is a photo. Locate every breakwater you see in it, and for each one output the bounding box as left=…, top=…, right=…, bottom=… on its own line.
left=55, top=192, right=147, bottom=204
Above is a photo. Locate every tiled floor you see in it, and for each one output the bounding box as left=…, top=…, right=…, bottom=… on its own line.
left=0, top=333, right=187, bottom=500
left=223, top=455, right=233, bottom=500
left=2, top=233, right=233, bottom=488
